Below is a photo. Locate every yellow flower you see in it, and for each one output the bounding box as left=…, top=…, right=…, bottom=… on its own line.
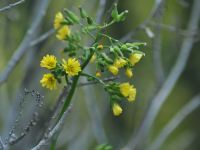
left=40, top=54, right=57, bottom=69
left=62, top=58, right=81, bottom=76
left=129, top=53, right=143, bottom=65
left=127, top=88, right=136, bottom=102
left=97, top=44, right=103, bottom=50
left=54, top=12, right=64, bottom=29
left=95, top=71, right=101, bottom=77
left=125, top=68, right=133, bottom=78
left=119, top=82, right=136, bottom=102
left=40, top=73, right=57, bottom=90
left=56, top=25, right=71, bottom=40
left=114, top=58, right=127, bottom=68
left=90, top=54, right=96, bottom=63
left=112, top=103, right=123, bottom=116
left=108, top=65, right=119, bottom=75
left=119, top=82, right=132, bottom=97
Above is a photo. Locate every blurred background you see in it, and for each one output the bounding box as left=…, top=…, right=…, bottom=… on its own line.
left=0, top=0, right=200, bottom=150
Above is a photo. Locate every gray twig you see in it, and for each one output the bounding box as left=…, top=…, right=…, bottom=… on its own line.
left=0, top=136, right=5, bottom=150
left=96, top=0, right=107, bottom=23
left=126, top=0, right=200, bottom=149
left=31, top=106, right=72, bottom=150
left=0, top=0, right=51, bottom=85
left=0, top=0, right=25, bottom=12
left=30, top=28, right=55, bottom=47
left=148, top=94, right=200, bottom=150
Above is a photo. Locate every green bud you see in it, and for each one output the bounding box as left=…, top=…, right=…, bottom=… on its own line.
left=86, top=17, right=93, bottom=25
left=111, top=3, right=118, bottom=21
left=117, top=10, right=128, bottom=22
left=79, top=7, right=88, bottom=18
left=64, top=9, right=80, bottom=23
left=101, top=53, right=113, bottom=63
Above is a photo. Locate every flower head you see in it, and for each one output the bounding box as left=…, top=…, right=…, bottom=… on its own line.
left=108, top=65, right=119, bottom=75
left=119, top=82, right=136, bottom=102
left=96, top=71, right=101, bottom=77
left=127, top=88, right=136, bottom=102
left=40, top=73, right=57, bottom=90
left=54, top=12, right=64, bottom=29
left=40, top=54, right=57, bottom=70
left=62, top=58, right=81, bottom=76
left=97, top=44, right=103, bottom=50
left=114, top=58, right=127, bottom=68
left=56, top=25, right=71, bottom=40
left=112, top=103, right=123, bottom=116
left=125, top=68, right=133, bottom=78
left=129, top=53, right=143, bottom=65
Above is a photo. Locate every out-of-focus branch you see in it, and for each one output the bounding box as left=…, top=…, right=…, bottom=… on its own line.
left=30, top=28, right=55, bottom=47
left=31, top=106, right=72, bottom=150
left=96, top=0, right=107, bottom=23
left=126, top=0, right=200, bottom=149
left=0, top=136, right=5, bottom=150
left=0, top=0, right=51, bottom=85
left=148, top=94, right=200, bottom=150
left=152, top=1, right=165, bottom=86
left=0, top=0, right=25, bottom=12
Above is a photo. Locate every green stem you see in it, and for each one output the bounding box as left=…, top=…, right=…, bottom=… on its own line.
left=80, top=72, right=105, bottom=85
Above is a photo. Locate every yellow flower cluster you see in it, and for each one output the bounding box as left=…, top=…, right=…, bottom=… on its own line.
left=129, top=53, right=143, bottom=66
left=119, top=82, right=136, bottom=102
left=54, top=12, right=71, bottom=40
left=40, top=54, right=81, bottom=90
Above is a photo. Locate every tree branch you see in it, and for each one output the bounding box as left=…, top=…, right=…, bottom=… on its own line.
left=0, top=0, right=51, bottom=85
left=31, top=106, right=72, bottom=150
left=148, top=94, right=200, bottom=150
left=0, top=0, right=25, bottom=12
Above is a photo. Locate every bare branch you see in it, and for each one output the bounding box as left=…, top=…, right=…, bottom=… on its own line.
left=30, top=28, right=55, bottom=47
left=148, top=94, right=200, bottom=150
left=0, top=0, right=25, bottom=12
left=31, top=106, right=72, bottom=150
left=126, top=0, right=200, bottom=149
left=0, top=136, right=5, bottom=150
left=96, top=0, right=107, bottom=23
left=0, top=0, right=51, bottom=85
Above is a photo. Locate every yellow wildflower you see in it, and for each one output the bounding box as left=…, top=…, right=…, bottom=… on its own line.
left=114, top=58, right=127, bottom=68
left=62, top=58, right=81, bottom=76
left=119, top=82, right=136, bottom=102
left=127, top=88, right=136, bottom=102
left=119, top=82, right=132, bottom=97
left=56, top=25, right=71, bottom=40
left=54, top=12, right=64, bottom=29
left=40, top=73, right=57, bottom=90
left=112, top=103, right=123, bottom=116
left=95, top=71, right=101, bottom=77
left=40, top=54, right=57, bottom=70
left=108, top=65, right=119, bottom=75
left=90, top=54, right=96, bottom=63
left=97, top=44, right=103, bottom=50
left=125, top=68, right=133, bottom=78
left=129, top=53, right=143, bottom=65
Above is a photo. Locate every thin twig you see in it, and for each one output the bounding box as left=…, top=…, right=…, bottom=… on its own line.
left=148, top=94, right=200, bottom=150
left=30, top=28, right=55, bottom=47
left=0, top=0, right=51, bottom=85
left=96, top=0, right=107, bottom=23
left=31, top=106, right=72, bottom=150
left=0, top=136, right=5, bottom=150
left=78, top=76, right=118, bottom=87
left=126, top=0, right=200, bottom=149
left=0, top=0, right=25, bottom=12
